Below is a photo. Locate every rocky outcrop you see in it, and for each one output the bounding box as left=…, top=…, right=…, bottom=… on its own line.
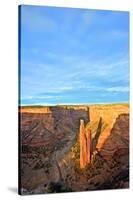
left=62, top=113, right=129, bottom=192
left=99, top=113, right=129, bottom=161
left=19, top=104, right=129, bottom=194
left=80, top=120, right=87, bottom=169
left=19, top=106, right=89, bottom=193
left=80, top=119, right=91, bottom=169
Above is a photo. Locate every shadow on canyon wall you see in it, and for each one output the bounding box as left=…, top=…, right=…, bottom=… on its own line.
left=90, top=113, right=129, bottom=190
left=97, top=113, right=129, bottom=156
left=91, top=117, right=103, bottom=153
left=90, top=113, right=129, bottom=158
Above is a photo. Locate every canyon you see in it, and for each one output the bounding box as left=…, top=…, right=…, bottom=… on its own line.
left=19, top=104, right=129, bottom=194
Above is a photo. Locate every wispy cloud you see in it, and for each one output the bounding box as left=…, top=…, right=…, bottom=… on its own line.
left=21, top=54, right=129, bottom=101
left=20, top=6, right=129, bottom=105
left=105, top=87, right=129, bottom=93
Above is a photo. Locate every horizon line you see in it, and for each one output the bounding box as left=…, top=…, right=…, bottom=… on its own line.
left=19, top=101, right=129, bottom=107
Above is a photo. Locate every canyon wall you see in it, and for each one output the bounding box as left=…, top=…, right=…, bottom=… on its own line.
left=19, top=104, right=129, bottom=193
left=20, top=106, right=89, bottom=192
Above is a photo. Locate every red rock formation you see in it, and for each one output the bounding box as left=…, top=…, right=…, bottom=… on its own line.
left=80, top=119, right=87, bottom=169
left=80, top=119, right=91, bottom=169
left=86, top=128, right=91, bottom=164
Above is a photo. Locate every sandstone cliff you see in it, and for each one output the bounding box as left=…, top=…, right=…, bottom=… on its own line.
left=19, top=106, right=89, bottom=194
left=19, top=104, right=129, bottom=194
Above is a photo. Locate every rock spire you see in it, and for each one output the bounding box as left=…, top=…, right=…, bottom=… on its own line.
left=80, top=119, right=91, bottom=169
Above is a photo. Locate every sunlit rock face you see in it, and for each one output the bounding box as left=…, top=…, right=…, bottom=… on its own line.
left=80, top=120, right=87, bottom=169
left=64, top=112, right=129, bottom=192
left=80, top=119, right=91, bottom=169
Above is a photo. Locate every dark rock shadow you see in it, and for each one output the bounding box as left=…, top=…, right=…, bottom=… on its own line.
left=96, top=113, right=129, bottom=190
left=100, top=113, right=129, bottom=153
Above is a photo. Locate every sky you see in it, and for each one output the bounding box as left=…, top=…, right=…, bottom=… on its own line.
left=20, top=5, right=129, bottom=105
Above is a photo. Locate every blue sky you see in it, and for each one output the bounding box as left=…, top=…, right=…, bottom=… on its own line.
left=20, top=5, right=129, bottom=105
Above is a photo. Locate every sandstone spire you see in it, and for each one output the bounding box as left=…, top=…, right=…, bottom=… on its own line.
left=80, top=119, right=91, bottom=169
left=80, top=119, right=87, bottom=169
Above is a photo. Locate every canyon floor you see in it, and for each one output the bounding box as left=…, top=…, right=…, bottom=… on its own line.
left=19, top=103, right=129, bottom=195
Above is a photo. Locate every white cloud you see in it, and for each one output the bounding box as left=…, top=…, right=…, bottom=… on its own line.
left=105, top=86, right=129, bottom=93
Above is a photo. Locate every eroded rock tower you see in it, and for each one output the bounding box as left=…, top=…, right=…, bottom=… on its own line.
left=80, top=119, right=91, bottom=169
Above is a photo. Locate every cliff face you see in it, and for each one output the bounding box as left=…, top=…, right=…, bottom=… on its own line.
left=79, top=104, right=129, bottom=169
left=61, top=113, right=129, bottom=192
left=20, top=106, right=89, bottom=193
left=19, top=104, right=129, bottom=194
left=20, top=107, right=89, bottom=147
left=80, top=119, right=91, bottom=169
